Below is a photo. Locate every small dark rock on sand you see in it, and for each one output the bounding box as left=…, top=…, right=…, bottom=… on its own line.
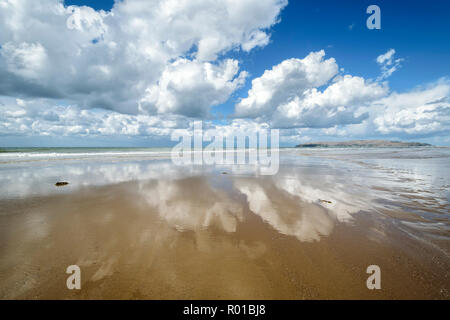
left=55, top=181, right=69, bottom=186
left=319, top=199, right=332, bottom=204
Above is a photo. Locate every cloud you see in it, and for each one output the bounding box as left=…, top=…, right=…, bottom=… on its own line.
left=287, top=79, right=450, bottom=141
left=233, top=48, right=448, bottom=140
left=1, top=42, right=48, bottom=80
left=0, top=0, right=287, bottom=115
left=235, top=50, right=388, bottom=128
left=373, top=79, right=450, bottom=136
left=1, top=76, right=449, bottom=143
left=235, top=50, right=339, bottom=118
left=376, top=49, right=404, bottom=81
left=139, top=58, right=247, bottom=117
left=271, top=75, right=388, bottom=128
left=0, top=96, right=189, bottom=137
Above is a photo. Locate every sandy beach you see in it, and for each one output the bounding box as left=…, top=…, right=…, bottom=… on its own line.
left=0, top=147, right=449, bottom=299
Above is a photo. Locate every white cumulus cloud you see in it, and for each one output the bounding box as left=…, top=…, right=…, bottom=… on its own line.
left=0, top=0, right=287, bottom=115
left=235, top=50, right=339, bottom=118
left=235, top=50, right=388, bottom=128
left=373, top=80, right=450, bottom=135
left=139, top=58, right=247, bottom=117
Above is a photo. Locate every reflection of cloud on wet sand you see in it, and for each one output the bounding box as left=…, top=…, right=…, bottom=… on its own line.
left=138, top=175, right=348, bottom=242
left=234, top=178, right=335, bottom=242
left=0, top=178, right=273, bottom=299
left=136, top=171, right=362, bottom=242
left=139, top=177, right=244, bottom=233
left=273, top=175, right=357, bottom=222
left=0, top=160, right=199, bottom=200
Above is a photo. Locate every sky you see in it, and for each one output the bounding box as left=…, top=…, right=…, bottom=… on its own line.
left=0, top=0, right=449, bottom=147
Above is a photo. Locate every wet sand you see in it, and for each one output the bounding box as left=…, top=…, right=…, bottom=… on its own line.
left=0, top=166, right=449, bottom=299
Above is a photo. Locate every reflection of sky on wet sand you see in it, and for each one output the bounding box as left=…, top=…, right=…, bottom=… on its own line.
left=137, top=175, right=336, bottom=241
left=1, top=148, right=449, bottom=298
left=139, top=177, right=244, bottom=233
left=0, top=157, right=369, bottom=243
left=234, top=178, right=335, bottom=241
left=0, top=148, right=449, bottom=241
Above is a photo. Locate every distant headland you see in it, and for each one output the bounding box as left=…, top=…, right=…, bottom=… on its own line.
left=295, top=140, right=431, bottom=148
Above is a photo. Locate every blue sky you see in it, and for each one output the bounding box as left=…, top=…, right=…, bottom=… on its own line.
left=0, top=0, right=449, bottom=146
left=66, top=0, right=450, bottom=117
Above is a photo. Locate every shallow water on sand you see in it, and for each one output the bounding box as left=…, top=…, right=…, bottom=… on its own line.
left=0, top=147, right=449, bottom=299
